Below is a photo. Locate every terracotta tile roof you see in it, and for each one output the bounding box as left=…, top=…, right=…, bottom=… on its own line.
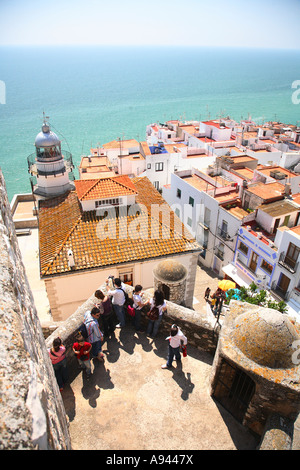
left=38, top=177, right=200, bottom=277
left=74, top=176, right=138, bottom=201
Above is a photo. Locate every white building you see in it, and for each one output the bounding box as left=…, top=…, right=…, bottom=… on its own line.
left=38, top=175, right=201, bottom=320
left=162, top=168, right=246, bottom=277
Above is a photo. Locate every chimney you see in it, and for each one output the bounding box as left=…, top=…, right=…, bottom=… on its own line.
left=67, top=249, right=75, bottom=268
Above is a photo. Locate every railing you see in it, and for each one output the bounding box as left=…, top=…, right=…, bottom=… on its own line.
left=215, top=247, right=224, bottom=261
left=217, top=226, right=233, bottom=240
left=27, top=150, right=74, bottom=175
left=236, top=254, right=257, bottom=276
left=278, top=251, right=299, bottom=274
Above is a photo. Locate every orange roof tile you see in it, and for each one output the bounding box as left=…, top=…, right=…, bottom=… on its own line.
left=74, top=176, right=138, bottom=201
left=38, top=178, right=200, bottom=277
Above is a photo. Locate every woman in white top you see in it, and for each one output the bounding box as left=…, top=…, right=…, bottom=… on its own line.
left=162, top=324, right=187, bottom=369
left=146, top=290, right=167, bottom=338
left=132, top=284, right=145, bottom=332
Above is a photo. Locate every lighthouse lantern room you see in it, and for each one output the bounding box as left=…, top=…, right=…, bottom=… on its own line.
left=27, top=114, right=75, bottom=199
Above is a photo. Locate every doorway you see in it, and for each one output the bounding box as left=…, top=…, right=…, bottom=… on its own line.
left=160, top=283, right=170, bottom=301
left=277, top=273, right=291, bottom=297
left=213, top=359, right=255, bottom=423
left=249, top=251, right=259, bottom=273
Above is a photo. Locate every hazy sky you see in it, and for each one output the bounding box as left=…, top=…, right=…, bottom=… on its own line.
left=0, top=0, right=300, bottom=49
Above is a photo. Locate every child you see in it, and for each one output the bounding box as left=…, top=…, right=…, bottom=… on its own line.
left=48, top=337, right=68, bottom=391
left=73, top=333, right=92, bottom=377
left=161, top=324, right=187, bottom=369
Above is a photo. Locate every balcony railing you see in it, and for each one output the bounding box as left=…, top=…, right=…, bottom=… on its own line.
left=271, top=280, right=290, bottom=300
left=217, top=226, right=234, bottom=241
left=278, top=251, right=299, bottom=274
left=27, top=150, right=74, bottom=176
left=214, top=247, right=224, bottom=261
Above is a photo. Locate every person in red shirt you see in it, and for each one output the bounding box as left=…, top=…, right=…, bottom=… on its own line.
left=73, top=333, right=92, bottom=378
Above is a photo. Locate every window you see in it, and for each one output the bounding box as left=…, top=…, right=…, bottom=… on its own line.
left=204, top=207, right=211, bottom=228
left=286, top=243, right=300, bottom=268
left=147, top=163, right=151, bottom=169
left=176, top=188, right=181, bottom=199
left=187, top=217, right=192, bottom=227
left=175, top=208, right=180, bottom=218
left=261, top=259, right=273, bottom=274
left=95, top=198, right=121, bottom=207
left=119, top=270, right=133, bottom=286
left=220, top=220, right=228, bottom=239
left=153, top=181, right=159, bottom=190
left=155, top=162, right=164, bottom=171
left=238, top=242, right=248, bottom=255
left=189, top=196, right=194, bottom=207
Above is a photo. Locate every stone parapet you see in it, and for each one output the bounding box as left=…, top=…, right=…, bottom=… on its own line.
left=0, top=170, right=71, bottom=450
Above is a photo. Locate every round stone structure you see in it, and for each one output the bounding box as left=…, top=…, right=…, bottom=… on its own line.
left=153, top=259, right=187, bottom=305
left=233, top=309, right=300, bottom=369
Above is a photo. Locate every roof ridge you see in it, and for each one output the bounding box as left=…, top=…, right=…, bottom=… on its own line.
left=111, top=176, right=138, bottom=194
left=78, top=178, right=103, bottom=200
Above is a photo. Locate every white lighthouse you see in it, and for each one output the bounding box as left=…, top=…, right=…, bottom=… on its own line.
left=27, top=114, right=75, bottom=199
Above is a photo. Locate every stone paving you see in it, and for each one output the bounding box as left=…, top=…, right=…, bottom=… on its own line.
left=61, top=263, right=260, bottom=451
left=16, top=236, right=300, bottom=450
left=62, top=324, right=260, bottom=451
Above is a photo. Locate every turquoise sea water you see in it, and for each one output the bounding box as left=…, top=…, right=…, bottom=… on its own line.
left=0, top=45, right=300, bottom=201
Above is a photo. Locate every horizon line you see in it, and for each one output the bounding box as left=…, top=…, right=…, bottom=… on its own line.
left=1, top=43, right=300, bottom=51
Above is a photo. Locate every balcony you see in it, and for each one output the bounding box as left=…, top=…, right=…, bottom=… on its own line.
left=27, top=150, right=74, bottom=176
left=217, top=226, right=234, bottom=242
left=278, top=251, right=299, bottom=274
left=271, top=280, right=290, bottom=301
left=215, top=247, right=224, bottom=260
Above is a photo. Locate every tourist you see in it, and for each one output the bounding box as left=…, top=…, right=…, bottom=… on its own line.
left=106, top=277, right=126, bottom=328
left=94, top=289, right=115, bottom=338
left=84, top=306, right=105, bottom=361
left=132, top=284, right=145, bottom=332
left=161, top=324, right=188, bottom=369
left=146, top=289, right=167, bottom=338
left=204, top=287, right=211, bottom=301
left=72, top=332, right=92, bottom=377
left=48, top=337, right=68, bottom=391
left=211, top=288, right=224, bottom=315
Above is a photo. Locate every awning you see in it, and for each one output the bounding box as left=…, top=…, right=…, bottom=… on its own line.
left=221, top=263, right=251, bottom=288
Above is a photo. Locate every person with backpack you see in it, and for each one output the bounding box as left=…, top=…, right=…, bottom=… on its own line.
left=145, top=290, right=167, bottom=338
left=106, top=277, right=127, bottom=328
left=84, top=306, right=104, bottom=361
left=161, top=324, right=188, bottom=369
left=48, top=337, right=68, bottom=391
left=72, top=332, right=92, bottom=377
left=94, top=289, right=115, bottom=338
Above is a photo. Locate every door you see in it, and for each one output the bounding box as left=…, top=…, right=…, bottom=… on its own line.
left=273, top=218, right=280, bottom=234
left=249, top=251, right=258, bottom=273
left=213, top=359, right=255, bottom=423
left=278, top=273, right=291, bottom=296
left=161, top=283, right=170, bottom=301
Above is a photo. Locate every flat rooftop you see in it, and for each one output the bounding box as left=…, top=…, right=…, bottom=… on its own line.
left=63, top=324, right=260, bottom=450
left=258, top=199, right=300, bottom=217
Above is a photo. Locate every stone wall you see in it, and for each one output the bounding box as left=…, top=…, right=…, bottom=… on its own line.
left=0, top=170, right=71, bottom=450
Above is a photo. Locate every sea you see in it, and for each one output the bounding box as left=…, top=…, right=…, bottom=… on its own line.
left=0, top=45, right=300, bottom=202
